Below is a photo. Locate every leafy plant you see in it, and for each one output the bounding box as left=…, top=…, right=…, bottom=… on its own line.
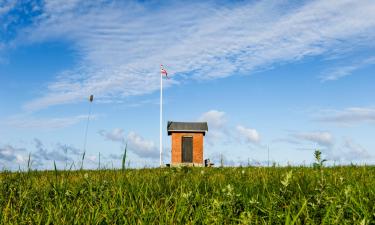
left=313, top=150, right=327, bottom=168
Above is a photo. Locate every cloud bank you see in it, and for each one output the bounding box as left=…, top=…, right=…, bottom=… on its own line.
left=0, top=139, right=84, bottom=170
left=5, top=114, right=94, bottom=129
left=317, top=107, right=375, bottom=125
left=293, top=131, right=334, bottom=147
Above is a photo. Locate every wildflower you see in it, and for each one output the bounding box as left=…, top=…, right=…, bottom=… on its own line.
left=65, top=190, right=72, bottom=197
left=182, top=191, right=192, bottom=199
left=84, top=173, right=89, bottom=179
left=344, top=185, right=351, bottom=197
left=223, top=184, right=234, bottom=197
left=249, top=197, right=259, bottom=204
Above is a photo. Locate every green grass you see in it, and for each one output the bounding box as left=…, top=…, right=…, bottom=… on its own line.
left=1, top=166, right=374, bottom=224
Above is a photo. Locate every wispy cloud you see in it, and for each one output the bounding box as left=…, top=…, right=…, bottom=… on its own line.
left=5, top=114, right=94, bottom=129
left=341, top=137, right=371, bottom=160
left=278, top=131, right=372, bottom=163
left=9, top=0, right=374, bottom=111
left=293, top=131, right=334, bottom=147
left=276, top=130, right=334, bottom=148
left=328, top=137, right=372, bottom=162
left=320, top=57, right=375, bottom=81
left=0, top=1, right=16, bottom=16
left=316, top=107, right=375, bottom=125
left=0, top=0, right=17, bottom=60
left=98, top=128, right=125, bottom=142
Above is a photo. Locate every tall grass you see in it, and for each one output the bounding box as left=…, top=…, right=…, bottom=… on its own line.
left=0, top=166, right=374, bottom=224
left=122, top=143, right=128, bottom=171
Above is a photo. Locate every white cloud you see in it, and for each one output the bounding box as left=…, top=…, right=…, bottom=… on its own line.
left=236, top=125, right=260, bottom=144
left=198, top=110, right=227, bottom=144
left=317, top=107, right=375, bottom=124
left=198, top=111, right=262, bottom=146
left=99, top=129, right=158, bottom=159
left=15, top=153, right=27, bottom=164
left=30, top=138, right=94, bottom=169
left=328, top=138, right=372, bottom=162
left=56, top=143, right=81, bottom=156
left=99, top=128, right=125, bottom=142
left=43, top=0, right=84, bottom=14
left=0, top=0, right=16, bottom=59
left=5, top=114, right=94, bottom=129
left=33, top=138, right=66, bottom=162
left=293, top=131, right=334, bottom=147
left=320, top=57, right=375, bottom=81
left=0, top=139, right=113, bottom=170
left=198, top=110, right=226, bottom=129
left=275, top=131, right=372, bottom=163
left=86, top=154, right=97, bottom=162
left=341, top=138, right=371, bottom=160
left=0, top=1, right=15, bottom=16
left=10, top=0, right=375, bottom=110
left=0, top=144, right=26, bottom=161
left=126, top=131, right=158, bottom=159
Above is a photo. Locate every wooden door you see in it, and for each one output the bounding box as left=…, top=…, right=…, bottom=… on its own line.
left=182, top=137, right=193, bottom=163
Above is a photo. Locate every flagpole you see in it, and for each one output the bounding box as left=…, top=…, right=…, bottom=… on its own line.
left=159, top=67, right=163, bottom=167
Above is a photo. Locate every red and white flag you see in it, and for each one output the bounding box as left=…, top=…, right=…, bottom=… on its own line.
left=160, top=65, right=168, bottom=79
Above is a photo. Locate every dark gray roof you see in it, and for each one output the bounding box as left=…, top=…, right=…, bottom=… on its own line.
left=167, top=121, right=208, bottom=135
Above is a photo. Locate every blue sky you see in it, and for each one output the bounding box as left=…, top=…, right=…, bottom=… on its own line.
left=1, top=0, right=375, bottom=170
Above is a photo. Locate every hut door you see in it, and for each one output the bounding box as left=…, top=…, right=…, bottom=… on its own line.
left=182, top=137, right=193, bottom=163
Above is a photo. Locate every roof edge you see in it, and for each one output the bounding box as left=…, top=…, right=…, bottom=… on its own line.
left=167, top=121, right=208, bottom=134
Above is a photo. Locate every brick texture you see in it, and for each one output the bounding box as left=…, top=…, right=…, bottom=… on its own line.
left=170, top=132, right=204, bottom=165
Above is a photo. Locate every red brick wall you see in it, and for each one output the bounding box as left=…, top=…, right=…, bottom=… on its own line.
left=171, top=132, right=204, bottom=165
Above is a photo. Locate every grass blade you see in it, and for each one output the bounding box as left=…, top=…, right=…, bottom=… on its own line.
left=122, top=142, right=128, bottom=171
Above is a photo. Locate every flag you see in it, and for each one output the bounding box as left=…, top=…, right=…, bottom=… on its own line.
left=160, top=65, right=168, bottom=79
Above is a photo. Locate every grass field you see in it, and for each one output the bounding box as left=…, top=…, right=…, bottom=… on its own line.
left=1, top=166, right=374, bottom=224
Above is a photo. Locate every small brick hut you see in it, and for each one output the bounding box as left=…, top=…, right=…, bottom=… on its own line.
left=167, top=121, right=208, bottom=166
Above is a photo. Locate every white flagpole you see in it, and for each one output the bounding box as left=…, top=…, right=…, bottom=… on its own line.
left=159, top=67, right=163, bottom=167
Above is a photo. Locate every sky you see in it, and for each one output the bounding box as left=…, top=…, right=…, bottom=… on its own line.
left=1, top=0, right=375, bottom=170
